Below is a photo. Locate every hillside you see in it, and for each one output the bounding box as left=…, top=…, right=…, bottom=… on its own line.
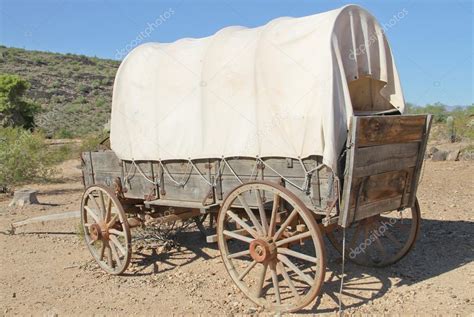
left=0, top=46, right=472, bottom=144
left=0, top=46, right=119, bottom=137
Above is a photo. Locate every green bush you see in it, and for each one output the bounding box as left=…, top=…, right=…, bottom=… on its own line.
left=55, top=128, right=74, bottom=139
left=407, top=103, right=473, bottom=141
left=80, top=133, right=109, bottom=152
left=95, top=97, right=106, bottom=108
left=0, top=74, right=40, bottom=129
left=0, top=127, right=55, bottom=188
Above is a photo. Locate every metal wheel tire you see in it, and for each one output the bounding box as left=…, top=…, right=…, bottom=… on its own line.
left=327, top=199, right=421, bottom=267
left=81, top=184, right=131, bottom=274
left=217, top=181, right=326, bottom=313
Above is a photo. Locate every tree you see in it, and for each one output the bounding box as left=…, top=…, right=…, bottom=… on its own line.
left=0, top=74, right=40, bottom=129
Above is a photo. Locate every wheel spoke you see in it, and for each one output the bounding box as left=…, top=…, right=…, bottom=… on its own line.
left=107, top=214, right=119, bottom=228
left=110, top=235, right=127, bottom=256
left=98, top=191, right=107, bottom=220
left=277, top=247, right=317, bottom=263
left=374, top=235, right=387, bottom=259
left=349, top=223, right=362, bottom=250
left=110, top=240, right=122, bottom=267
left=227, top=249, right=251, bottom=259
left=238, top=260, right=257, bottom=281
left=226, top=210, right=259, bottom=239
left=84, top=206, right=100, bottom=223
left=255, top=190, right=268, bottom=235
left=370, top=222, right=387, bottom=259
left=255, top=263, right=268, bottom=298
left=271, top=268, right=281, bottom=304
left=383, top=227, right=403, bottom=248
left=109, top=228, right=125, bottom=237
left=105, top=197, right=112, bottom=222
left=268, top=193, right=280, bottom=237
left=277, top=262, right=300, bottom=300
left=361, top=225, right=371, bottom=261
left=238, top=195, right=264, bottom=235
left=273, top=208, right=299, bottom=241
left=88, top=194, right=101, bottom=215
left=106, top=244, right=114, bottom=268
left=278, top=254, right=315, bottom=285
left=99, top=241, right=106, bottom=260
left=275, top=231, right=311, bottom=247
left=223, top=230, right=253, bottom=243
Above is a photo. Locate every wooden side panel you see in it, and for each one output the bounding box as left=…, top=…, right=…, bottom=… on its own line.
left=340, top=114, right=431, bottom=227
left=357, top=115, right=426, bottom=147
left=82, top=151, right=122, bottom=189
left=122, top=161, right=156, bottom=200
left=353, top=142, right=419, bottom=177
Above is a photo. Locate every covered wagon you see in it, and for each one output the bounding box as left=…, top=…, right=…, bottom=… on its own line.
left=80, top=5, right=431, bottom=313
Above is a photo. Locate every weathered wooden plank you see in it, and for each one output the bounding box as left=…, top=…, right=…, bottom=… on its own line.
left=353, top=142, right=419, bottom=177
left=349, top=169, right=410, bottom=208
left=161, top=175, right=212, bottom=202
left=351, top=196, right=404, bottom=222
left=90, top=151, right=122, bottom=172
left=407, top=115, right=432, bottom=207
left=262, top=157, right=321, bottom=178
left=356, top=115, right=426, bottom=147
left=11, top=211, right=80, bottom=231
left=221, top=158, right=259, bottom=176
left=340, top=117, right=359, bottom=227
left=122, top=161, right=156, bottom=200
left=162, top=160, right=210, bottom=175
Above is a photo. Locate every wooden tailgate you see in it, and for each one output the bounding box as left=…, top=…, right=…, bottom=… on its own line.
left=339, top=114, right=432, bottom=227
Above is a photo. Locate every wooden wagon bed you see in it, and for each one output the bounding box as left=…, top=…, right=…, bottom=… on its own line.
left=82, top=114, right=431, bottom=228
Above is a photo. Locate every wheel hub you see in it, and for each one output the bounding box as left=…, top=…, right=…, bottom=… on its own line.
left=89, top=222, right=109, bottom=241
left=89, top=223, right=102, bottom=241
left=249, top=238, right=276, bottom=263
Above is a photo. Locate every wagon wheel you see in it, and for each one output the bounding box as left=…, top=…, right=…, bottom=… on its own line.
left=327, top=199, right=421, bottom=267
left=80, top=184, right=131, bottom=274
left=217, top=181, right=326, bottom=313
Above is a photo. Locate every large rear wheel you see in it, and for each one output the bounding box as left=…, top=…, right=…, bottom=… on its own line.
left=327, top=199, right=421, bottom=267
left=217, top=181, right=326, bottom=313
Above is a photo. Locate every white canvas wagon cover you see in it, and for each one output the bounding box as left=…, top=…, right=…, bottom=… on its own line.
left=110, top=5, right=405, bottom=171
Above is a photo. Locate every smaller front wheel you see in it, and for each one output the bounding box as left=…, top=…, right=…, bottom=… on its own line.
left=81, top=185, right=131, bottom=274
left=217, top=181, right=326, bottom=313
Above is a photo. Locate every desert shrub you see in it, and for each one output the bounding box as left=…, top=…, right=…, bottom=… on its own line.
left=0, top=74, right=40, bottom=128
left=407, top=103, right=473, bottom=141
left=0, top=127, right=56, bottom=188
left=74, top=96, right=87, bottom=104
left=95, top=97, right=106, bottom=108
left=78, top=84, right=90, bottom=94
left=91, top=79, right=101, bottom=89
left=407, top=102, right=448, bottom=123
left=80, top=132, right=109, bottom=152
left=55, top=128, right=74, bottom=139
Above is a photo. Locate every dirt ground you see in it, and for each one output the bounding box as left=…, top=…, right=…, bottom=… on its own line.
left=0, top=160, right=473, bottom=316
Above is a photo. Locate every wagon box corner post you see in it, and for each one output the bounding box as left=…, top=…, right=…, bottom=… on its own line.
left=79, top=4, right=431, bottom=314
